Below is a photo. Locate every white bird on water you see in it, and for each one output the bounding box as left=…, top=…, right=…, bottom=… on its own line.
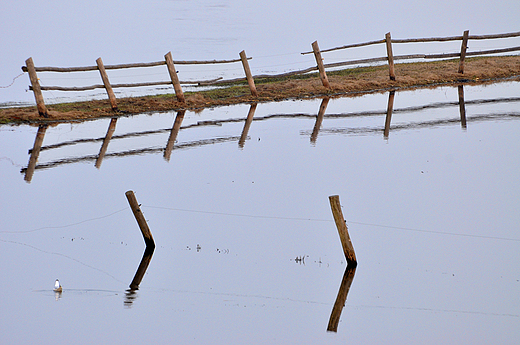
left=53, top=279, right=62, bottom=292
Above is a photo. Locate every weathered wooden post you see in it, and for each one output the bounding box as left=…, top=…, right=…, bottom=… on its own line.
left=239, top=103, right=258, bottom=148
left=24, top=57, right=48, bottom=117
left=384, top=90, right=395, bottom=138
left=458, top=30, right=470, bottom=74
left=125, top=190, right=155, bottom=248
left=239, top=50, right=258, bottom=97
left=165, top=51, right=185, bottom=103
left=329, top=195, right=357, bottom=266
left=96, top=57, right=118, bottom=110
left=312, top=41, right=330, bottom=88
left=385, top=32, right=396, bottom=81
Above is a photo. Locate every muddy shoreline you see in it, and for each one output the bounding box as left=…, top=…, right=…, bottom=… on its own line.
left=1, top=56, right=519, bottom=125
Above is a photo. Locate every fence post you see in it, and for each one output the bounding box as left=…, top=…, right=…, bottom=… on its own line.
left=24, top=57, right=48, bottom=117
left=96, top=57, right=118, bottom=110
left=239, top=50, right=258, bottom=97
left=458, top=30, right=470, bottom=73
left=385, top=32, right=396, bottom=80
left=164, top=52, right=185, bottom=103
left=329, top=195, right=357, bottom=266
left=312, top=41, right=331, bottom=88
left=125, top=190, right=155, bottom=249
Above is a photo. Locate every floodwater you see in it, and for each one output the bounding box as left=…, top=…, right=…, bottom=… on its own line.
left=1, top=81, right=519, bottom=344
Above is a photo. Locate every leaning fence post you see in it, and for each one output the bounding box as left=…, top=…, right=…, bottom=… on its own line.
left=458, top=30, right=470, bottom=74
left=24, top=57, right=48, bottom=117
left=125, top=191, right=155, bottom=248
left=96, top=57, right=118, bottom=111
left=239, top=50, right=258, bottom=97
left=164, top=52, right=185, bottom=103
left=312, top=41, right=330, bottom=88
left=329, top=195, right=357, bottom=266
left=385, top=32, right=396, bottom=81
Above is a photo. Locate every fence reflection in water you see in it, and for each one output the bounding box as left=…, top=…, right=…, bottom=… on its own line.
left=21, top=85, right=520, bottom=182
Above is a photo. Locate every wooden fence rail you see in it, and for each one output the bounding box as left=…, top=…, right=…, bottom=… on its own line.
left=22, top=30, right=520, bottom=117
left=303, top=30, right=520, bottom=87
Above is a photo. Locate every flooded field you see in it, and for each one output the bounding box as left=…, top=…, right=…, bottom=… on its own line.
left=1, top=82, right=519, bottom=344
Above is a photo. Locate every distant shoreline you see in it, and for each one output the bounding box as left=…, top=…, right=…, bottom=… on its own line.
left=1, top=55, right=519, bottom=125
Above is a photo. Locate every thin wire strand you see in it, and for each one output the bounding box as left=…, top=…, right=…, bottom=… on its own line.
left=0, top=73, right=25, bottom=88
left=0, top=207, right=128, bottom=234
left=143, top=205, right=520, bottom=243
left=0, top=238, right=124, bottom=283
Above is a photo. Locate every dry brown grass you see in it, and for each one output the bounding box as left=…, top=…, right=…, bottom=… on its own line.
left=2, top=56, right=519, bottom=124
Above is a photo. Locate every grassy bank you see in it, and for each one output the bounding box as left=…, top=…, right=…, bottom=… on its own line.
left=1, top=55, right=519, bottom=124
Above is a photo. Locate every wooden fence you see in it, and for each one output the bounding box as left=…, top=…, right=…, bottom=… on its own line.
left=22, top=30, right=520, bottom=117
left=303, top=30, right=520, bottom=85
left=22, top=50, right=257, bottom=117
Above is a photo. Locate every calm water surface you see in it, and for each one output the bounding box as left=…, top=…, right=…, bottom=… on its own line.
left=1, top=82, right=519, bottom=344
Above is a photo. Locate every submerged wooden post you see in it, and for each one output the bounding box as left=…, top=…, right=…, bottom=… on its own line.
left=165, top=51, right=185, bottom=103
left=239, top=50, right=258, bottom=97
left=24, top=57, right=48, bottom=117
left=125, top=191, right=155, bottom=248
left=329, top=195, right=357, bottom=266
left=384, top=90, right=395, bottom=138
left=385, top=32, right=396, bottom=81
left=312, top=41, right=330, bottom=88
left=458, top=30, right=470, bottom=74
left=96, top=57, right=118, bottom=110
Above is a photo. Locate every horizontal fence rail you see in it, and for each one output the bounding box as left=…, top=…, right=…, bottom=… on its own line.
left=21, top=30, right=520, bottom=117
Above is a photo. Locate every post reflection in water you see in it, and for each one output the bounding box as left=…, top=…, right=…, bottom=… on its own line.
left=124, top=246, right=155, bottom=308
left=327, top=264, right=357, bottom=333
left=164, top=110, right=186, bottom=161
left=458, top=85, right=467, bottom=129
left=24, top=124, right=48, bottom=183
left=239, top=103, right=257, bottom=148
left=311, top=97, right=329, bottom=144
left=95, top=118, right=118, bottom=169
left=384, top=91, right=395, bottom=139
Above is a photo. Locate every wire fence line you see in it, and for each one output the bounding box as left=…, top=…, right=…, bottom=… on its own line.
left=2, top=203, right=518, bottom=243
